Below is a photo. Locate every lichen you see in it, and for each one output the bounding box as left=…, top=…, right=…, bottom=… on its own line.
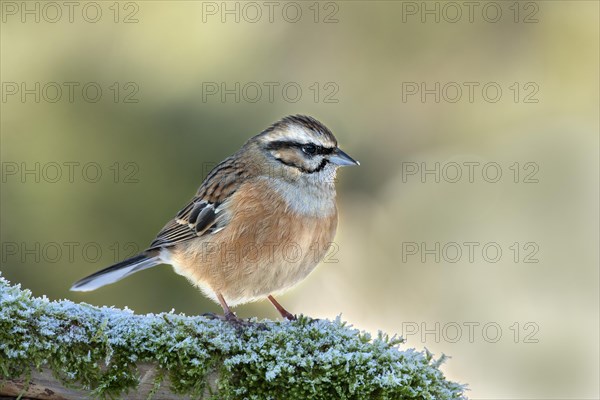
left=0, top=273, right=467, bottom=399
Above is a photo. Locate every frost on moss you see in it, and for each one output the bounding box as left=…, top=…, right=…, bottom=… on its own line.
left=0, top=274, right=467, bottom=399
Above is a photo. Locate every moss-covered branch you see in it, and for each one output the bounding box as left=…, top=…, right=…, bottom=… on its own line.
left=0, top=274, right=467, bottom=399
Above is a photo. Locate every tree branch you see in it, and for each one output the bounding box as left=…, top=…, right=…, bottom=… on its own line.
left=0, top=274, right=466, bottom=399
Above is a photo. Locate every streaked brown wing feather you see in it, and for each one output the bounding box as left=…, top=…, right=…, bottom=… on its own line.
left=148, top=155, right=249, bottom=250
left=148, top=200, right=217, bottom=249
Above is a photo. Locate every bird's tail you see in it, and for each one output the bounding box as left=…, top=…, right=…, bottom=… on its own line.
left=70, top=251, right=161, bottom=292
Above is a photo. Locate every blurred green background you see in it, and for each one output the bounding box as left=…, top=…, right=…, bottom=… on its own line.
left=1, top=1, right=598, bottom=398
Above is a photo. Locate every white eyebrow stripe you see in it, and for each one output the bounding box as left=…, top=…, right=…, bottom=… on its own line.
left=287, top=125, right=314, bottom=142
left=263, top=125, right=310, bottom=143
left=265, top=125, right=331, bottom=148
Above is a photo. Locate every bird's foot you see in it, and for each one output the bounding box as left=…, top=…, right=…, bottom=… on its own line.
left=292, top=314, right=321, bottom=324
left=202, top=311, right=260, bottom=328
left=281, top=311, right=297, bottom=321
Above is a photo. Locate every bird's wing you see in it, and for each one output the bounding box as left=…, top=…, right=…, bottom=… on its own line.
left=148, top=199, right=218, bottom=249
left=148, top=156, right=248, bottom=250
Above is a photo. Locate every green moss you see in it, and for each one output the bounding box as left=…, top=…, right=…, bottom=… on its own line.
left=0, top=274, right=467, bottom=399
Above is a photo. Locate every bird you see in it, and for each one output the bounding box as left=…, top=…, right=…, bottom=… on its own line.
left=71, top=115, right=359, bottom=321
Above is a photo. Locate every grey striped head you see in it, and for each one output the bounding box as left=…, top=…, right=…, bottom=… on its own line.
left=254, top=115, right=358, bottom=175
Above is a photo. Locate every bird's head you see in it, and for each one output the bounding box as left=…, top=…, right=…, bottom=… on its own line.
left=248, top=115, right=359, bottom=184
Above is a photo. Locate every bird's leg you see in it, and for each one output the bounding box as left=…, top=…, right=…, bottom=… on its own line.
left=268, top=295, right=296, bottom=321
left=213, top=292, right=262, bottom=329
left=216, top=292, right=239, bottom=321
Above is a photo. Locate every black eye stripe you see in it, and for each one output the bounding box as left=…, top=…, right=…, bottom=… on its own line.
left=266, top=140, right=334, bottom=155
left=275, top=157, right=329, bottom=174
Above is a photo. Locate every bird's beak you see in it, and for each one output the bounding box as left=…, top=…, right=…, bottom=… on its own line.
left=329, top=148, right=360, bottom=167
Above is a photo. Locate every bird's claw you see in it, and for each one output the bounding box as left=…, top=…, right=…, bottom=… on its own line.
left=202, top=311, right=262, bottom=329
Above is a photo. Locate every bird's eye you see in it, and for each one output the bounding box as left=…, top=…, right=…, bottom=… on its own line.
left=302, top=144, right=317, bottom=155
